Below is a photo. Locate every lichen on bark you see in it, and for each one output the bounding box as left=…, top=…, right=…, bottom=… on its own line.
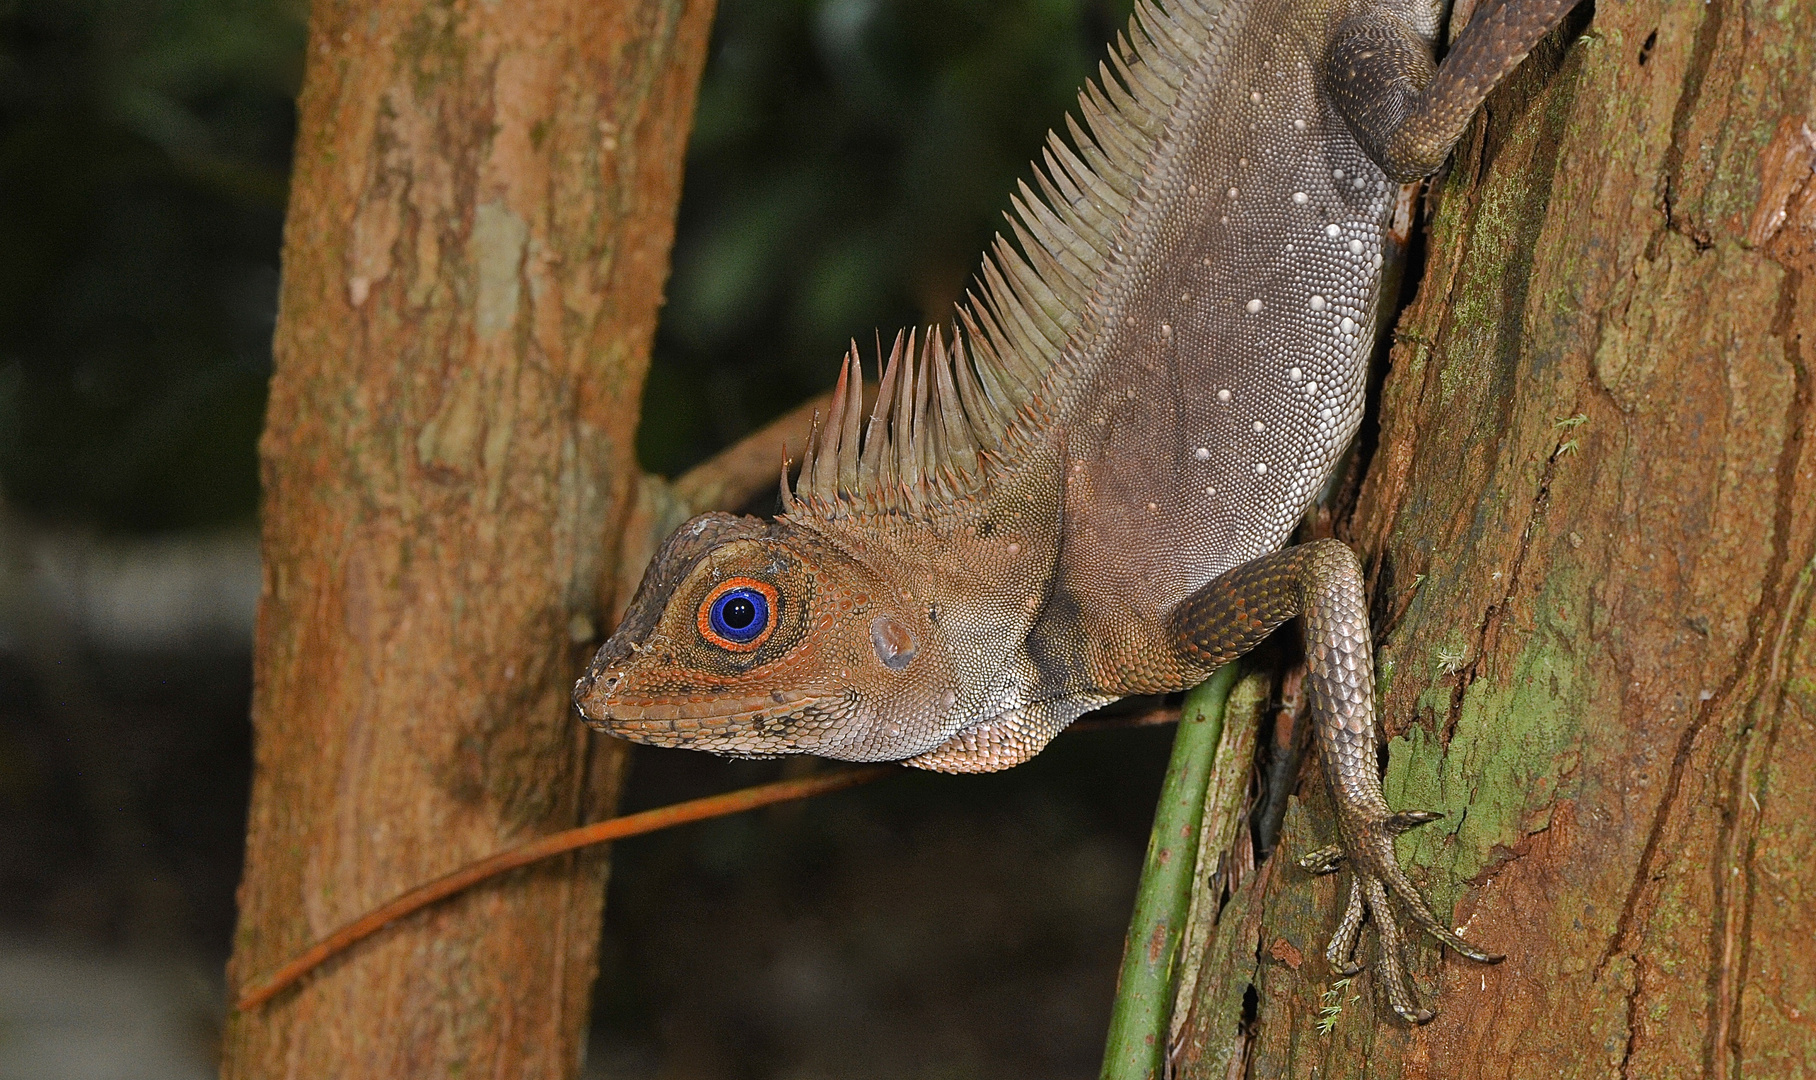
left=1170, top=0, right=1816, bottom=1074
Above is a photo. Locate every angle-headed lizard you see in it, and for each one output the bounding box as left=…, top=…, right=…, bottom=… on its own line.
left=575, top=0, right=1580, bottom=1022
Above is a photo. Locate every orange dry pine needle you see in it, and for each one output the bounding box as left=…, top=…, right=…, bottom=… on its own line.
left=234, top=705, right=1180, bottom=1012
left=234, top=765, right=891, bottom=1011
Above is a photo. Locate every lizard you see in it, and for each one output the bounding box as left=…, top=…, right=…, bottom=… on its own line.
left=575, top=0, right=1579, bottom=1023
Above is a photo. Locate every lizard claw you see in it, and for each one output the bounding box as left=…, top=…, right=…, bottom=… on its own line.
left=1298, top=843, right=1345, bottom=876
left=1326, top=876, right=1368, bottom=975
left=1309, top=807, right=1502, bottom=1022
left=1297, top=811, right=1442, bottom=875
left=1385, top=810, right=1444, bottom=833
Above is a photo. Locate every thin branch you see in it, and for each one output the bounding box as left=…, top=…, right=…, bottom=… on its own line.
left=672, top=391, right=834, bottom=514
left=1069, top=704, right=1181, bottom=733
left=608, top=386, right=864, bottom=629
left=1099, top=665, right=1239, bottom=1080
left=234, top=765, right=890, bottom=1011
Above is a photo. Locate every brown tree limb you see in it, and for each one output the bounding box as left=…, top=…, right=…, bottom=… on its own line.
left=1168, top=3, right=1816, bottom=1073
left=221, top=1, right=719, bottom=1075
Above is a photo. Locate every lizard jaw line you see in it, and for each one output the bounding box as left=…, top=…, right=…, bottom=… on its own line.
left=576, top=692, right=828, bottom=747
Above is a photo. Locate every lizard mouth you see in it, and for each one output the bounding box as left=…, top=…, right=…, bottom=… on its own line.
left=572, top=667, right=829, bottom=751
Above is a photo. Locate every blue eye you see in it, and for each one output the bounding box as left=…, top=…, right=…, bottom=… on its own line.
left=700, top=581, right=776, bottom=649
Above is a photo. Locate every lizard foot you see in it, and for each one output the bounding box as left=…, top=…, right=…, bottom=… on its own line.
left=1296, top=809, right=1501, bottom=1024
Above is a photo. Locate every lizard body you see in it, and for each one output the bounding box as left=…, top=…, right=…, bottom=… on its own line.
left=577, top=0, right=1578, bottom=1021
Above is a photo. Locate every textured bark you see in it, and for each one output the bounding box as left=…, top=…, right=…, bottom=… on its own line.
left=1172, top=0, right=1815, bottom=1076
left=222, top=1, right=714, bottom=1076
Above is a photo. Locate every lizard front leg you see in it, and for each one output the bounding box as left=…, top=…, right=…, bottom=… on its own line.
left=1166, top=538, right=1497, bottom=1023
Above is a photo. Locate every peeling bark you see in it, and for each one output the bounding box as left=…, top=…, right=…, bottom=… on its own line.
left=1172, top=0, right=1815, bottom=1075
left=221, top=1, right=715, bottom=1076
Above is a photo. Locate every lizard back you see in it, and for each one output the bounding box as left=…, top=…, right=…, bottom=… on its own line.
left=784, top=0, right=1404, bottom=583
left=782, top=0, right=1410, bottom=681
left=1046, top=0, right=1401, bottom=639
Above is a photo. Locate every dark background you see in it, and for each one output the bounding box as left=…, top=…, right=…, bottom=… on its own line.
left=0, top=1, right=1189, bottom=1077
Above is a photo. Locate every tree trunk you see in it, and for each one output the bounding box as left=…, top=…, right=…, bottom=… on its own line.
left=221, top=1, right=714, bottom=1076
left=1171, top=0, right=1815, bottom=1076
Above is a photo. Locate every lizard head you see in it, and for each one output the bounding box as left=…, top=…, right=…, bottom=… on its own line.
left=573, top=511, right=963, bottom=761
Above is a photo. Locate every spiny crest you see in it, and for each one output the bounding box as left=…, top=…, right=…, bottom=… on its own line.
left=781, top=0, right=1221, bottom=520
left=781, top=329, right=1003, bottom=518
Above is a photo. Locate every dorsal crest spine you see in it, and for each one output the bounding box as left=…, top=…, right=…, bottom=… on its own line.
left=779, top=0, right=1219, bottom=522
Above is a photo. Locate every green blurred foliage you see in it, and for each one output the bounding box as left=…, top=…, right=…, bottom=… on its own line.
left=0, top=0, right=304, bottom=532
left=0, top=0, right=1133, bottom=521
left=639, top=0, right=1132, bottom=477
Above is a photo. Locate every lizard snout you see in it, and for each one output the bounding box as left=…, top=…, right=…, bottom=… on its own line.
left=571, top=667, right=626, bottom=725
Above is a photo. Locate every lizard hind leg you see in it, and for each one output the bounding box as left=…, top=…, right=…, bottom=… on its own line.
left=1168, top=539, right=1499, bottom=1023
left=1322, top=0, right=1584, bottom=181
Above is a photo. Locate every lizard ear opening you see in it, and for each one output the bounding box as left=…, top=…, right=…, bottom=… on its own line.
left=697, top=578, right=779, bottom=652
left=869, top=615, right=918, bottom=670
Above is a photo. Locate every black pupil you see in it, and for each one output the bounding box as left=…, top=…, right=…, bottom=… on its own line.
left=721, top=595, right=757, bottom=630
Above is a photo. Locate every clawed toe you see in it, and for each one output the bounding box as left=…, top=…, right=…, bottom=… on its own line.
left=1385, top=810, right=1443, bottom=833
left=1324, top=876, right=1368, bottom=975
left=1306, top=806, right=1497, bottom=1023
left=1298, top=843, right=1345, bottom=875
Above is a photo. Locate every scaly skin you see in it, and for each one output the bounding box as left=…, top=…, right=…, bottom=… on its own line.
left=576, top=0, right=1580, bottom=1023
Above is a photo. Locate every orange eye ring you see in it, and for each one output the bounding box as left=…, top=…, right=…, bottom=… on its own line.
left=697, top=577, right=780, bottom=652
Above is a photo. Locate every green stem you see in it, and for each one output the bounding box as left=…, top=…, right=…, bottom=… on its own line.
left=1099, top=663, right=1240, bottom=1080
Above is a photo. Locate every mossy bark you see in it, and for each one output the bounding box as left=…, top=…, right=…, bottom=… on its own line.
left=1171, top=0, right=1815, bottom=1075
left=221, top=1, right=715, bottom=1076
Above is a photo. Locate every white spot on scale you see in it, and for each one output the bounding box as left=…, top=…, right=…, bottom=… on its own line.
left=1228, top=187, right=1240, bottom=199
left=1188, top=183, right=1199, bottom=195
left=1193, top=447, right=1210, bottom=460
left=1373, top=252, right=1384, bottom=268
left=1254, top=462, right=1268, bottom=474
left=1217, top=388, right=1232, bottom=402
left=1309, top=295, right=1327, bottom=310
left=1253, top=420, right=1266, bottom=433
left=1161, top=323, right=1173, bottom=336
left=1320, top=408, right=1333, bottom=420
left=1352, top=177, right=1366, bottom=190
left=1306, top=381, right=1319, bottom=394
left=1348, top=239, right=1364, bottom=254
left=1289, top=367, right=1302, bottom=381
left=1340, top=316, right=1356, bottom=334
left=1204, top=485, right=1217, bottom=495
left=1293, top=191, right=1309, bottom=204
left=1333, top=168, right=1345, bottom=179
left=1246, top=298, right=1263, bottom=313
left=1239, top=158, right=1249, bottom=167
left=1250, top=91, right=1262, bottom=103
left=1006, top=542, right=1020, bottom=555
left=1293, top=118, right=1307, bottom=130
left=1326, top=223, right=1341, bottom=237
